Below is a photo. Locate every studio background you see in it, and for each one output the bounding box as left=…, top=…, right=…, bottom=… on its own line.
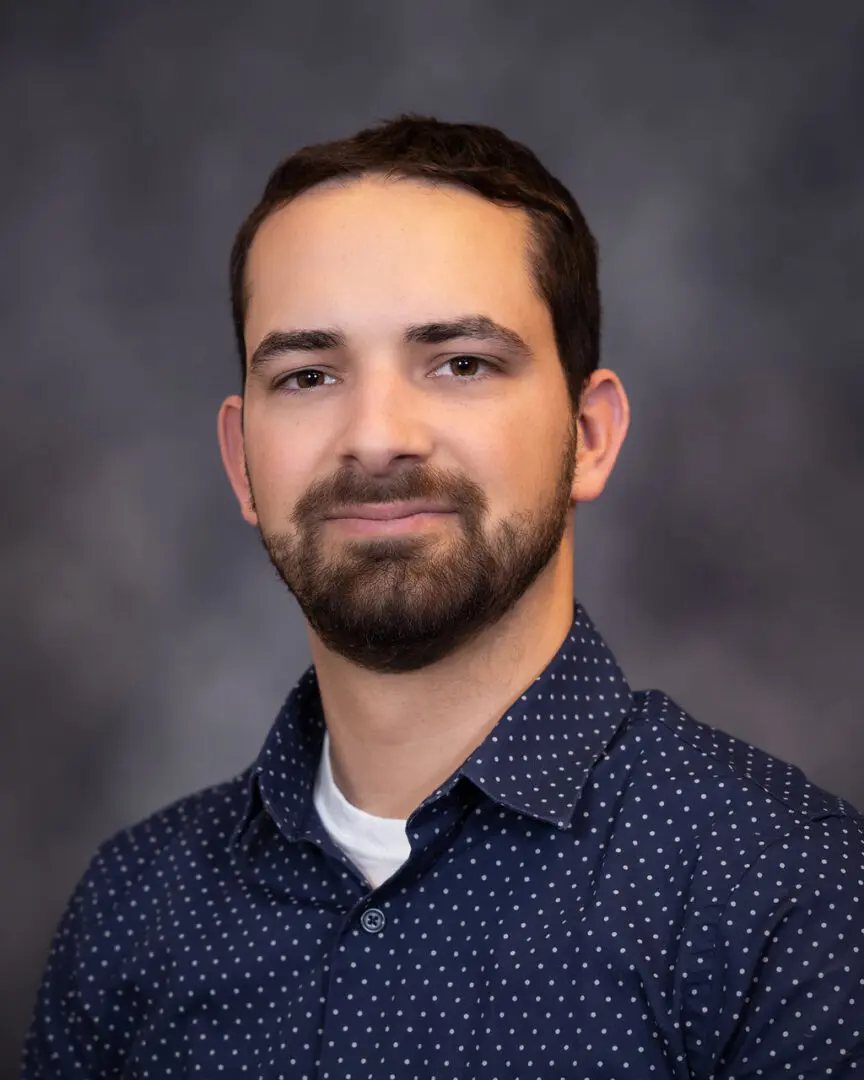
left=2, top=3, right=863, bottom=1075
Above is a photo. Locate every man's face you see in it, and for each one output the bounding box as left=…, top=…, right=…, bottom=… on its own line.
left=238, top=175, right=578, bottom=674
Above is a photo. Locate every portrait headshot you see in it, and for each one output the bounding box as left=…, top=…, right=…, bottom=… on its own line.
left=5, top=4, right=864, bottom=1079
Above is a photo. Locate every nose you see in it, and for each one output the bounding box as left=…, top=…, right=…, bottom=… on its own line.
left=333, top=367, right=435, bottom=475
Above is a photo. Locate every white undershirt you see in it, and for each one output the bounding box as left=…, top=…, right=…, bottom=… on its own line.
left=312, top=728, right=411, bottom=889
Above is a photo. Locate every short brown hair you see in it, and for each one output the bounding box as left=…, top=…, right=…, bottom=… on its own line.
left=230, top=114, right=600, bottom=409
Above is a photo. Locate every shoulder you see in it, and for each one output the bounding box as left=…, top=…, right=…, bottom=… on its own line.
left=21, top=772, right=256, bottom=1075
left=679, top=755, right=864, bottom=1069
left=75, top=769, right=253, bottom=921
left=623, top=694, right=864, bottom=1068
left=628, top=688, right=862, bottom=829
left=615, top=689, right=864, bottom=916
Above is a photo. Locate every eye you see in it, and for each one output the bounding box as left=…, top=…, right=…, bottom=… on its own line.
left=432, top=355, right=497, bottom=381
left=272, top=355, right=497, bottom=395
left=273, top=369, right=338, bottom=394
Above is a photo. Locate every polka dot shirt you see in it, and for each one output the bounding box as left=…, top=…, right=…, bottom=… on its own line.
left=22, top=601, right=864, bottom=1078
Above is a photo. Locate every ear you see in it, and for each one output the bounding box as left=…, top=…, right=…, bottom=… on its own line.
left=217, top=395, right=259, bottom=526
left=571, top=369, right=630, bottom=503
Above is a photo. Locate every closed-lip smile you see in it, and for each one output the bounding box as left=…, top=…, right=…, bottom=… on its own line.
left=325, top=502, right=453, bottom=521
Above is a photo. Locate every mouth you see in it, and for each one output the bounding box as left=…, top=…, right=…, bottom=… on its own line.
left=324, top=505, right=456, bottom=535
left=324, top=502, right=454, bottom=521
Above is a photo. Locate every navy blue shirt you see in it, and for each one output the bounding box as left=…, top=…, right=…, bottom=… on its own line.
left=23, top=602, right=864, bottom=1078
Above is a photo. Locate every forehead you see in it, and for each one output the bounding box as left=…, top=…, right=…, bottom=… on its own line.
left=244, top=175, right=544, bottom=343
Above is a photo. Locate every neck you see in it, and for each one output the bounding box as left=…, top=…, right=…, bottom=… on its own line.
left=307, top=551, right=576, bottom=820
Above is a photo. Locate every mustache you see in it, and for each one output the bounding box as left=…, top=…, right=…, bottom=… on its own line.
left=245, top=465, right=489, bottom=523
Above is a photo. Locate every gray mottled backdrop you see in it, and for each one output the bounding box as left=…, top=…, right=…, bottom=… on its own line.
left=2, top=2, right=863, bottom=1074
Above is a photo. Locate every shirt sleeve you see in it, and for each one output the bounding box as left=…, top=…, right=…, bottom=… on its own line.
left=20, top=845, right=138, bottom=1079
left=708, top=813, right=864, bottom=1078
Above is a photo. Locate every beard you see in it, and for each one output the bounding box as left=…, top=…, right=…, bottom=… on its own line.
left=251, top=416, right=578, bottom=675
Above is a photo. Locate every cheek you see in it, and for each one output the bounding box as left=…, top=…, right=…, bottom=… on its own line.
left=244, top=426, right=309, bottom=507
left=465, top=433, right=534, bottom=514
left=507, top=425, right=570, bottom=504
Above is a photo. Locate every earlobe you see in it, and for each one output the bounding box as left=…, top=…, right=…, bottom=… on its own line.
left=217, top=395, right=259, bottom=526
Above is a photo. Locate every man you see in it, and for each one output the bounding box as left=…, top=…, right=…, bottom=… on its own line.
left=23, top=114, right=864, bottom=1078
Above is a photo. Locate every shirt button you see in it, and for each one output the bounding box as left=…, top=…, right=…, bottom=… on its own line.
left=360, top=907, right=385, bottom=933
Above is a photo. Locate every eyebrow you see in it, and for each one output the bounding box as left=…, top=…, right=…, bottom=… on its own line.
left=247, top=314, right=534, bottom=373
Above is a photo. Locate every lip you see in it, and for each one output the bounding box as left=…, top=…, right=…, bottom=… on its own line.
left=325, top=502, right=453, bottom=521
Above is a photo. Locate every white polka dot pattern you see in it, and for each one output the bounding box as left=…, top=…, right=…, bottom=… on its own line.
left=21, top=602, right=864, bottom=1078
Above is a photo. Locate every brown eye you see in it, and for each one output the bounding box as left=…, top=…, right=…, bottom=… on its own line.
left=275, top=369, right=336, bottom=394
left=435, top=356, right=497, bottom=381
left=450, top=356, right=481, bottom=376
left=293, top=371, right=324, bottom=390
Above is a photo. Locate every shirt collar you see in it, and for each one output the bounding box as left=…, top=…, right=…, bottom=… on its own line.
left=229, top=599, right=633, bottom=850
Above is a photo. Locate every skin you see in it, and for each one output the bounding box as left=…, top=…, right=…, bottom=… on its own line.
left=218, top=174, right=630, bottom=820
